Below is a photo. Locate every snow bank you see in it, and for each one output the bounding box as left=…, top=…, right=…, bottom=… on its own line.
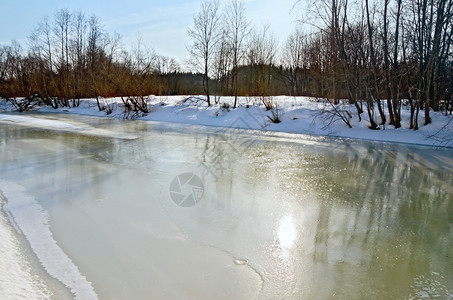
left=0, top=179, right=98, bottom=300
left=0, top=114, right=137, bottom=140
left=1, top=96, right=452, bottom=147
left=0, top=194, right=51, bottom=299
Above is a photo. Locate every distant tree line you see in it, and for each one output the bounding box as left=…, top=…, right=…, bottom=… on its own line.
left=1, top=0, right=452, bottom=129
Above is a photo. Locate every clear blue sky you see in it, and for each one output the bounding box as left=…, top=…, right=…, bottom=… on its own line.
left=0, top=0, right=299, bottom=62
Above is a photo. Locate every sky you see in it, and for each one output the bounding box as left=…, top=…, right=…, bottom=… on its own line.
left=0, top=0, right=300, bottom=64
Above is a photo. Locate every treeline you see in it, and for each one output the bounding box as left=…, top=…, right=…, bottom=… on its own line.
left=0, top=6, right=303, bottom=112
left=289, top=0, right=453, bottom=129
left=1, top=0, right=452, bottom=130
left=0, top=9, right=183, bottom=113
left=186, top=0, right=453, bottom=129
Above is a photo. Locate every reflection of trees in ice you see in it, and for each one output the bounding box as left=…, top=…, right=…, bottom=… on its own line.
left=4, top=116, right=452, bottom=299
left=198, top=136, right=233, bottom=181
left=237, top=138, right=453, bottom=298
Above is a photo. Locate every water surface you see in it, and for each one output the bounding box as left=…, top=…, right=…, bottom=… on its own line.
left=0, top=112, right=452, bottom=299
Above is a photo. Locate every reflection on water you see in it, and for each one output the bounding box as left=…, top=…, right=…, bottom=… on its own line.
left=0, top=113, right=452, bottom=299
left=278, top=215, right=297, bottom=249
left=240, top=139, right=453, bottom=299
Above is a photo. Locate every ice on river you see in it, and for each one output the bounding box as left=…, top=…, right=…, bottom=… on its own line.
left=0, top=113, right=452, bottom=299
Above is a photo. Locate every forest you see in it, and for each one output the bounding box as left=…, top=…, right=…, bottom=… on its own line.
left=0, top=0, right=452, bottom=130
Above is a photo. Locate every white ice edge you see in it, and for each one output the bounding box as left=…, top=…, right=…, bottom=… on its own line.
left=1, top=96, right=452, bottom=147
left=0, top=195, right=52, bottom=299
left=0, top=114, right=137, bottom=140
left=0, top=179, right=98, bottom=300
left=0, top=114, right=84, bottom=129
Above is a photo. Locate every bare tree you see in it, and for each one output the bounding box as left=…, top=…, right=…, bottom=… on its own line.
left=281, top=26, right=308, bottom=96
left=155, top=55, right=180, bottom=96
left=53, top=8, right=72, bottom=105
left=295, top=0, right=364, bottom=120
left=187, top=0, right=222, bottom=106
left=404, top=0, right=453, bottom=128
left=0, top=46, right=7, bottom=90
left=0, top=45, right=16, bottom=99
left=28, top=17, right=59, bottom=106
left=120, top=33, right=159, bottom=114
left=71, top=11, right=87, bottom=107
left=383, top=0, right=403, bottom=128
left=2, top=8, right=185, bottom=108
left=213, top=28, right=232, bottom=103
left=365, top=0, right=386, bottom=127
left=246, top=24, right=278, bottom=109
left=225, top=0, right=251, bottom=108
left=87, top=14, right=106, bottom=110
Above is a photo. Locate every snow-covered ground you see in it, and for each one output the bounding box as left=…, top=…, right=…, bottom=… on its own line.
left=0, top=195, right=52, bottom=299
left=0, top=180, right=97, bottom=300
left=2, top=96, right=448, bottom=147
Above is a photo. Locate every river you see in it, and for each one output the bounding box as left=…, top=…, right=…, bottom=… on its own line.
left=0, top=112, right=452, bottom=299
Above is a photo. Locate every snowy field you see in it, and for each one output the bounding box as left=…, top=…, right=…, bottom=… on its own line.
left=1, top=96, right=452, bottom=147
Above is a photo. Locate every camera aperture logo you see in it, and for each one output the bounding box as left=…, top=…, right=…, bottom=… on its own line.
left=169, top=173, right=204, bottom=207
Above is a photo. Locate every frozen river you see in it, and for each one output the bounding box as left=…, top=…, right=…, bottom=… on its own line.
left=0, top=112, right=452, bottom=299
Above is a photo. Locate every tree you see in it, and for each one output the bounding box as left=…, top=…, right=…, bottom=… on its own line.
left=365, top=0, right=386, bottom=128
left=281, top=26, right=309, bottom=96
left=155, top=55, right=180, bottom=96
left=383, top=0, right=403, bottom=128
left=213, top=28, right=232, bottom=103
left=53, top=8, right=72, bottom=106
left=404, top=0, right=453, bottom=128
left=187, top=0, right=222, bottom=106
left=225, top=0, right=251, bottom=108
left=246, top=24, right=278, bottom=106
left=29, top=17, right=57, bottom=103
left=295, top=0, right=364, bottom=120
left=87, top=14, right=107, bottom=110
left=1, top=8, right=188, bottom=110
left=71, top=11, right=86, bottom=106
left=0, top=46, right=7, bottom=90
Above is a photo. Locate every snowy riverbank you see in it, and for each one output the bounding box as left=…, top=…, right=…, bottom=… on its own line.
left=1, top=96, right=452, bottom=147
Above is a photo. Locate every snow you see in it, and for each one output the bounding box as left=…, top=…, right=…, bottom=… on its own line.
left=0, top=179, right=98, bottom=300
left=0, top=114, right=83, bottom=130
left=0, top=113, right=137, bottom=140
left=1, top=96, right=449, bottom=147
left=0, top=194, right=51, bottom=300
